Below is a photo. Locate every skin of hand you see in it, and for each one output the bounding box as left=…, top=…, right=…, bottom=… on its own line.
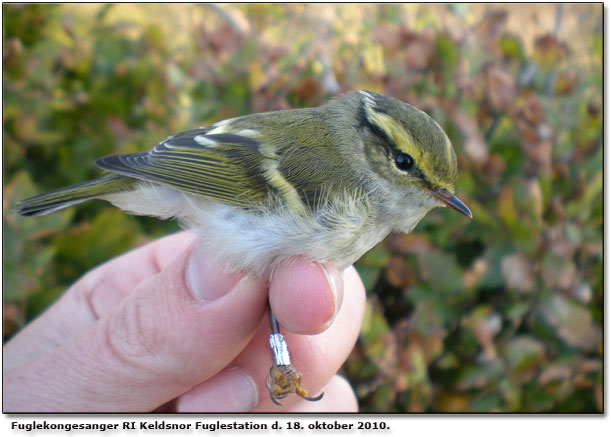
left=2, top=232, right=366, bottom=412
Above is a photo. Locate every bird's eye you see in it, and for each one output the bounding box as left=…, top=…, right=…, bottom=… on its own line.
left=394, top=152, right=414, bottom=171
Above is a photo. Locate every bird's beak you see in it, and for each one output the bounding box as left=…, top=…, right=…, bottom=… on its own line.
left=432, top=188, right=472, bottom=218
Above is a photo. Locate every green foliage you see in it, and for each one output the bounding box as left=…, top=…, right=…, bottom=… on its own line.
left=2, top=4, right=602, bottom=412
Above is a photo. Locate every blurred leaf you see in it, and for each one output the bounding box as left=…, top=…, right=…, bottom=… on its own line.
left=565, top=170, right=602, bottom=220
left=498, top=34, right=525, bottom=62
left=540, top=292, right=600, bottom=351
left=417, top=251, right=464, bottom=295
left=501, top=252, right=535, bottom=293
left=505, top=336, right=546, bottom=383
left=55, top=208, right=144, bottom=270
left=542, top=253, right=576, bottom=290
left=449, top=109, right=489, bottom=166
left=457, top=360, right=503, bottom=390
left=533, top=34, right=569, bottom=70
left=486, top=67, right=516, bottom=113
left=554, top=70, right=578, bottom=95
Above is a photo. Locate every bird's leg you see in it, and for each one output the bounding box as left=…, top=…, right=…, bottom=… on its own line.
left=265, top=301, right=324, bottom=405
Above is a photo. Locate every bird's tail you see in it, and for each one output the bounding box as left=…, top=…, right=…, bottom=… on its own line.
left=15, top=175, right=135, bottom=217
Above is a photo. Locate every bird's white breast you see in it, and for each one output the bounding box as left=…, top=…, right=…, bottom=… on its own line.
left=106, top=183, right=385, bottom=273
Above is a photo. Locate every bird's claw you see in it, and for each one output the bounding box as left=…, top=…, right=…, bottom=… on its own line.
left=265, top=364, right=324, bottom=406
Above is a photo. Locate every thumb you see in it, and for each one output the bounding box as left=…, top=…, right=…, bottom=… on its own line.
left=3, top=243, right=268, bottom=412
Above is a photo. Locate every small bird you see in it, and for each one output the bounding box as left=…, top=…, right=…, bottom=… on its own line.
left=16, top=90, right=472, bottom=404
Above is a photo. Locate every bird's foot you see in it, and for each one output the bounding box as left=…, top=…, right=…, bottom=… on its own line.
left=265, top=364, right=324, bottom=405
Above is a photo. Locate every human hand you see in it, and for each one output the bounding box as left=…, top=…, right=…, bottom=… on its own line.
left=3, top=232, right=365, bottom=412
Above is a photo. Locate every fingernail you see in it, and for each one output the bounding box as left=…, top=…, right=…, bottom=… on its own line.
left=317, top=262, right=343, bottom=325
left=177, top=367, right=258, bottom=412
left=187, top=245, right=241, bottom=301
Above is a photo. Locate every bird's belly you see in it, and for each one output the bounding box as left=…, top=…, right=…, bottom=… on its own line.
left=189, top=200, right=387, bottom=273
left=107, top=182, right=389, bottom=273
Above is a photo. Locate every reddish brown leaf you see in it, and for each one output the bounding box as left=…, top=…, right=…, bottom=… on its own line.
left=486, top=67, right=516, bottom=113
left=403, top=29, right=435, bottom=70
left=385, top=255, right=411, bottom=288
left=476, top=9, right=508, bottom=50
left=450, top=110, right=489, bottom=166
left=555, top=70, right=578, bottom=95
left=534, top=34, right=570, bottom=69
left=372, top=24, right=403, bottom=53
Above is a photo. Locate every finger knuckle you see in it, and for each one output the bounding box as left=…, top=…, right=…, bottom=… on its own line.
left=104, top=293, right=165, bottom=373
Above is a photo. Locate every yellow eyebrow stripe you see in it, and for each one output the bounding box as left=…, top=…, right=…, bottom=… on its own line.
left=361, top=91, right=422, bottom=160
left=360, top=90, right=457, bottom=191
left=367, top=110, right=426, bottom=164
left=365, top=105, right=455, bottom=189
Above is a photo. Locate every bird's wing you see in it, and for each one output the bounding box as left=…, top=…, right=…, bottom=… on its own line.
left=95, top=128, right=270, bottom=208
